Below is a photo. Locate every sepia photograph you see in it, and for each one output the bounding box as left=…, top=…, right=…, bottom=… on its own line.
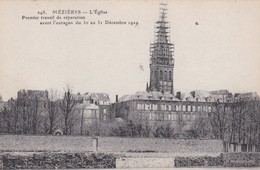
left=0, top=0, right=260, bottom=169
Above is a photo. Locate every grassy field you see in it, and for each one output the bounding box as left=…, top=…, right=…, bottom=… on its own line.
left=0, top=135, right=223, bottom=157
left=2, top=135, right=259, bottom=168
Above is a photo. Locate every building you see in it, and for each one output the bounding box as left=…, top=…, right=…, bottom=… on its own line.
left=72, top=92, right=112, bottom=122
left=113, top=90, right=229, bottom=131
left=148, top=5, right=174, bottom=94
left=17, top=89, right=49, bottom=115
left=17, top=89, right=49, bottom=101
left=74, top=101, right=100, bottom=135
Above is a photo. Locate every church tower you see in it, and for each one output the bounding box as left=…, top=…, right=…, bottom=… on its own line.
left=148, top=4, right=174, bottom=94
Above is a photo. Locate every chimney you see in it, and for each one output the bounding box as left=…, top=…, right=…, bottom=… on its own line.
left=116, top=95, right=118, bottom=103
left=176, top=91, right=181, bottom=100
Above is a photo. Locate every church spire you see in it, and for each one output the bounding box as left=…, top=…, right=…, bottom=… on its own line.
left=148, top=3, right=175, bottom=94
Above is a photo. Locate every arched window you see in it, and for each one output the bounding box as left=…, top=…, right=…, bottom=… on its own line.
left=155, top=70, right=158, bottom=79
left=160, top=70, right=163, bottom=80
left=169, top=71, right=172, bottom=81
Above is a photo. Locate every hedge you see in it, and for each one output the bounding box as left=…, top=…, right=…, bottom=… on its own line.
left=175, top=153, right=260, bottom=168
left=0, top=152, right=116, bottom=169
left=223, top=152, right=260, bottom=167
left=174, top=155, right=223, bottom=167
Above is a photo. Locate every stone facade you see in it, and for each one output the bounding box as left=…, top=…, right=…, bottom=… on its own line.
left=113, top=91, right=213, bottom=131
left=112, top=89, right=259, bottom=133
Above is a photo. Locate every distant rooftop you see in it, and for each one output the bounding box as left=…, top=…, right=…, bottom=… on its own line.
left=17, top=89, right=48, bottom=101
left=72, top=92, right=110, bottom=102
left=119, top=91, right=180, bottom=102
left=118, top=90, right=259, bottom=103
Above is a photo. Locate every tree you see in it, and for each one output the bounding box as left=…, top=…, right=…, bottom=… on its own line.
left=0, top=104, right=12, bottom=133
left=0, top=98, right=20, bottom=134
left=44, top=89, right=59, bottom=134
left=30, top=95, right=39, bottom=134
left=176, top=112, right=186, bottom=133
left=208, top=101, right=230, bottom=140
left=59, top=86, right=77, bottom=135
left=17, top=93, right=30, bottom=134
left=228, top=99, right=248, bottom=144
left=9, top=98, right=20, bottom=134
left=244, top=99, right=260, bottom=148
left=153, top=123, right=174, bottom=138
left=193, top=115, right=212, bottom=139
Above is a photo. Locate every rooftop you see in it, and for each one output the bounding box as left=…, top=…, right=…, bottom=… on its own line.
left=118, top=90, right=259, bottom=103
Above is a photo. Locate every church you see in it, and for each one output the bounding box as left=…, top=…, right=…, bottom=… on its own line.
left=111, top=4, right=258, bottom=134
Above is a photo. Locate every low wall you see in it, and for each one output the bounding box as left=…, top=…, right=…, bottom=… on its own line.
left=0, top=153, right=116, bottom=169
left=0, top=135, right=223, bottom=154
left=174, top=153, right=260, bottom=167
left=98, top=137, right=223, bottom=153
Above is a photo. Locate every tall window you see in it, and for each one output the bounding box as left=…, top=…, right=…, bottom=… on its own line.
left=176, top=105, right=179, bottom=111
left=208, top=106, right=212, bottom=112
left=152, top=104, right=157, bottom=110
left=172, top=105, right=176, bottom=111
left=145, top=104, right=151, bottom=110
left=168, top=105, right=171, bottom=111
left=192, top=106, right=196, bottom=112
left=137, top=103, right=141, bottom=110
left=160, top=70, right=163, bottom=80
left=169, top=71, right=172, bottom=81
left=164, top=71, right=167, bottom=80
left=161, top=104, right=166, bottom=111
left=187, top=105, right=191, bottom=112
left=182, top=105, right=186, bottom=111
left=137, top=103, right=144, bottom=110
left=168, top=113, right=172, bottom=120
left=155, top=70, right=158, bottom=79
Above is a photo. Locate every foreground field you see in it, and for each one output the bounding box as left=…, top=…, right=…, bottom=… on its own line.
left=1, top=135, right=259, bottom=168
left=0, top=135, right=222, bottom=156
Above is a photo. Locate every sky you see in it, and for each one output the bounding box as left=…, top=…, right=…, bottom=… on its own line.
left=0, top=0, right=260, bottom=101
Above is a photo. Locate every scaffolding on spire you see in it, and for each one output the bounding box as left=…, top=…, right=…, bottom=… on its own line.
left=150, top=3, right=174, bottom=63
left=148, top=3, right=175, bottom=94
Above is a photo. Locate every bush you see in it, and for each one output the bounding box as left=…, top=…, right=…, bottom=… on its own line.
left=175, top=153, right=260, bottom=167
left=153, top=124, right=174, bottom=138
left=1, top=152, right=116, bottom=169
left=174, top=155, right=223, bottom=167
left=223, top=152, right=260, bottom=167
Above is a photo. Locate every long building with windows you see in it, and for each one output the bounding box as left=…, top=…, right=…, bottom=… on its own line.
left=113, top=89, right=250, bottom=130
